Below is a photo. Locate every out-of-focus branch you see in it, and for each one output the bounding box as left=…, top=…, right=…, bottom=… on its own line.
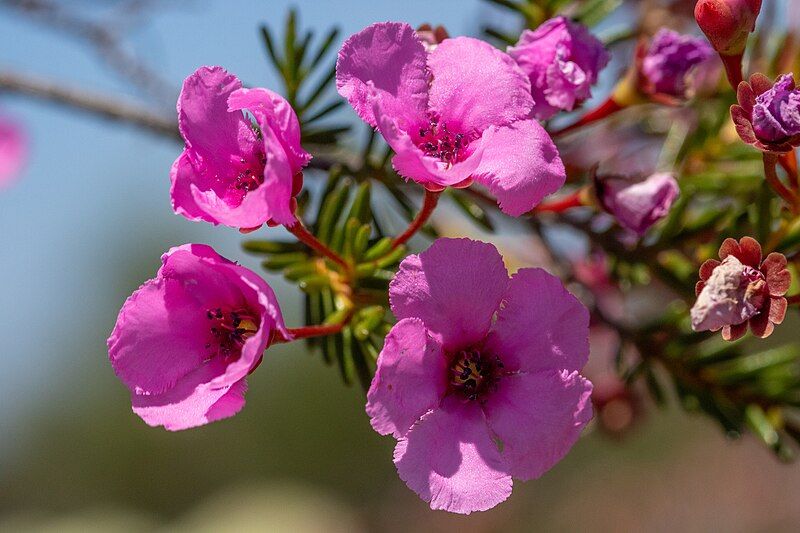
left=0, top=69, right=180, bottom=139
left=0, top=0, right=174, bottom=104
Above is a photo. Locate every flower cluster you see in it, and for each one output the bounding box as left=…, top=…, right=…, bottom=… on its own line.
left=101, top=7, right=794, bottom=515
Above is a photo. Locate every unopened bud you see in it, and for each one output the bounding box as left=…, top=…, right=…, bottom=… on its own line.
left=695, top=0, right=761, bottom=56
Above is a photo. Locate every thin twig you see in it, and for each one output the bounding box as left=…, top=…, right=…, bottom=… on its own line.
left=0, top=69, right=180, bottom=139
left=763, top=152, right=798, bottom=212
left=0, top=0, right=174, bottom=104
left=285, top=218, right=350, bottom=272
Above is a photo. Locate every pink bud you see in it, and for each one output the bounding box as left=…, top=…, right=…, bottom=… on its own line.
left=695, top=0, right=761, bottom=56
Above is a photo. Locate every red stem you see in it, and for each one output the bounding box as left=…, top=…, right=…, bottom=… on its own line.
left=552, top=97, right=624, bottom=137
left=284, top=322, right=347, bottom=340
left=392, top=189, right=441, bottom=249
left=720, top=53, right=744, bottom=89
left=286, top=220, right=350, bottom=271
left=763, top=152, right=798, bottom=212
left=533, top=190, right=585, bottom=213
left=779, top=151, right=799, bottom=190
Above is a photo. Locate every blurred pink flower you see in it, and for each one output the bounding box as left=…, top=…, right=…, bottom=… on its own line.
left=171, top=66, right=311, bottom=229
left=0, top=113, right=26, bottom=189
left=595, top=171, right=680, bottom=235
left=508, top=16, right=610, bottom=120
left=367, top=238, right=592, bottom=514
left=108, top=244, right=289, bottom=430
left=640, top=29, right=714, bottom=99
left=336, top=22, right=565, bottom=216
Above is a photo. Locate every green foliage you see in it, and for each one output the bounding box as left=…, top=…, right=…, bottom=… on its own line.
left=260, top=9, right=348, bottom=146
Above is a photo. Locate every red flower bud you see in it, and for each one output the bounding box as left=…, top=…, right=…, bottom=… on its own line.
left=695, top=0, right=761, bottom=56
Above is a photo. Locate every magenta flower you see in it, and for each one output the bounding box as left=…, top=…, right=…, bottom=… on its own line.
left=595, top=171, right=680, bottom=235
left=108, top=244, right=289, bottom=430
left=508, top=16, right=610, bottom=120
left=0, top=112, right=26, bottom=189
left=640, top=29, right=714, bottom=99
left=171, top=66, right=311, bottom=229
left=367, top=238, right=592, bottom=514
left=336, top=22, right=565, bottom=216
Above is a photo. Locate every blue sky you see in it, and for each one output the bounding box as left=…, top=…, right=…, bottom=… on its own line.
left=0, top=0, right=494, bottom=448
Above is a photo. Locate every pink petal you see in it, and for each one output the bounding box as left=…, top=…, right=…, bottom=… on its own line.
left=177, top=66, right=254, bottom=167
left=228, top=87, right=311, bottom=176
left=485, top=268, right=590, bottom=373
left=389, top=238, right=509, bottom=351
left=428, top=37, right=532, bottom=134
left=484, top=370, right=593, bottom=480
left=108, top=277, right=218, bottom=396
left=366, top=318, right=448, bottom=438
left=472, top=119, right=565, bottom=216
left=170, top=151, right=212, bottom=223
left=393, top=397, right=512, bottom=514
left=187, top=123, right=296, bottom=227
left=132, top=363, right=247, bottom=431
left=336, top=22, right=429, bottom=128
left=375, top=102, right=485, bottom=188
left=0, top=113, right=26, bottom=188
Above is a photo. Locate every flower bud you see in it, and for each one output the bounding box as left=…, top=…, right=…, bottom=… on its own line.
left=694, top=0, right=761, bottom=56
left=595, top=171, right=680, bottom=236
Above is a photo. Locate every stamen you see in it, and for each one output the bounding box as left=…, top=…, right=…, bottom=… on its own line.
left=416, top=116, right=469, bottom=166
left=449, top=349, right=502, bottom=402
left=204, top=307, right=259, bottom=362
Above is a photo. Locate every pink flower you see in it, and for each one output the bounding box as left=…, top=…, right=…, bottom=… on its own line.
left=639, top=29, right=714, bottom=99
left=508, top=16, right=610, bottom=120
left=108, top=244, right=289, bottom=430
left=336, top=22, right=565, bottom=216
left=595, top=171, right=680, bottom=235
left=367, top=238, right=592, bottom=514
left=0, top=112, right=26, bottom=189
left=171, top=66, right=311, bottom=229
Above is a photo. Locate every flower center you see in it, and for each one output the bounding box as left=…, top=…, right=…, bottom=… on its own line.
left=449, top=348, right=503, bottom=402
left=416, top=118, right=467, bottom=166
left=204, top=307, right=259, bottom=361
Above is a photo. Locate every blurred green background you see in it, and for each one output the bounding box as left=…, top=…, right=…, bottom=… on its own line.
left=2, top=1, right=800, bottom=531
